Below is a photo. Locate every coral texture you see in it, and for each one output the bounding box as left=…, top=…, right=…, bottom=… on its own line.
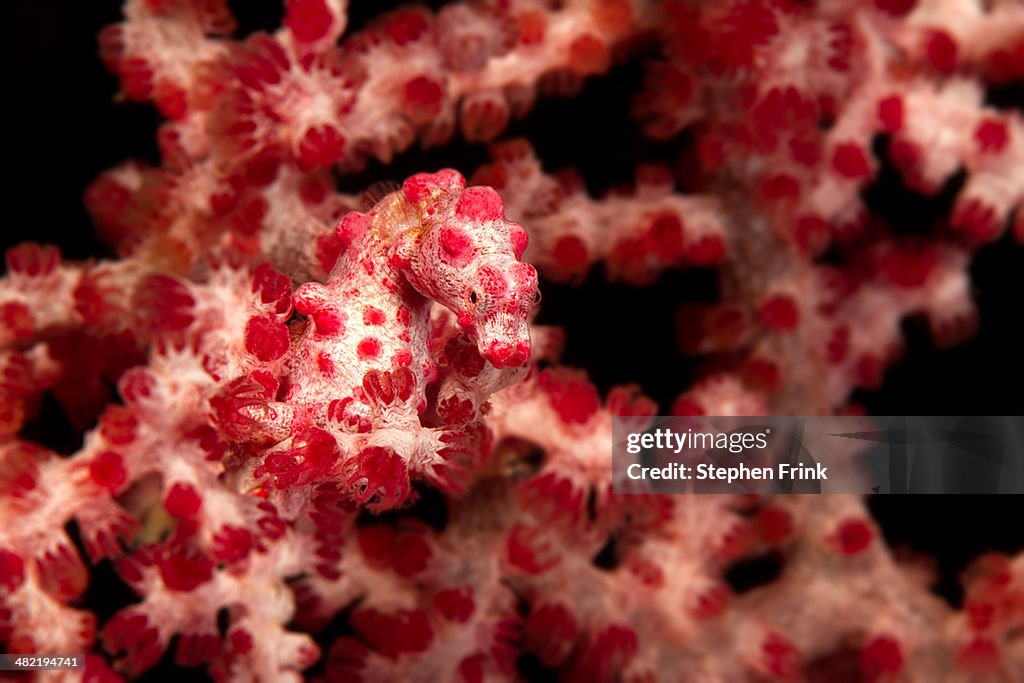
left=2, top=0, right=1024, bottom=681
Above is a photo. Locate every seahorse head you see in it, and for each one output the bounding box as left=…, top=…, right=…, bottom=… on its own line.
left=395, top=170, right=539, bottom=368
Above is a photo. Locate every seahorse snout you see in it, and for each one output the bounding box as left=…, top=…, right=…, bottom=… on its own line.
left=483, top=339, right=531, bottom=368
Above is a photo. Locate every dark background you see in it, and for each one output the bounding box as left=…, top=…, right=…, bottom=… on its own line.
left=2, top=0, right=1023, bottom=672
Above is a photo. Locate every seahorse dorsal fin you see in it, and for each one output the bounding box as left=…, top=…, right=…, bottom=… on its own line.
left=360, top=180, right=402, bottom=210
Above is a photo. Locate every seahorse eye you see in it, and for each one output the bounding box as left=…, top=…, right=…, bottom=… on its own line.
left=469, top=291, right=479, bottom=304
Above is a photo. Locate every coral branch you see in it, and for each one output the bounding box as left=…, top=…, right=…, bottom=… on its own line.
left=2, top=0, right=1023, bottom=680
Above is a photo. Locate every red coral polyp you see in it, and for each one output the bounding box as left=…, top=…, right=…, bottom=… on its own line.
left=345, top=446, right=410, bottom=509
left=257, top=428, right=339, bottom=489
left=350, top=608, right=434, bottom=657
